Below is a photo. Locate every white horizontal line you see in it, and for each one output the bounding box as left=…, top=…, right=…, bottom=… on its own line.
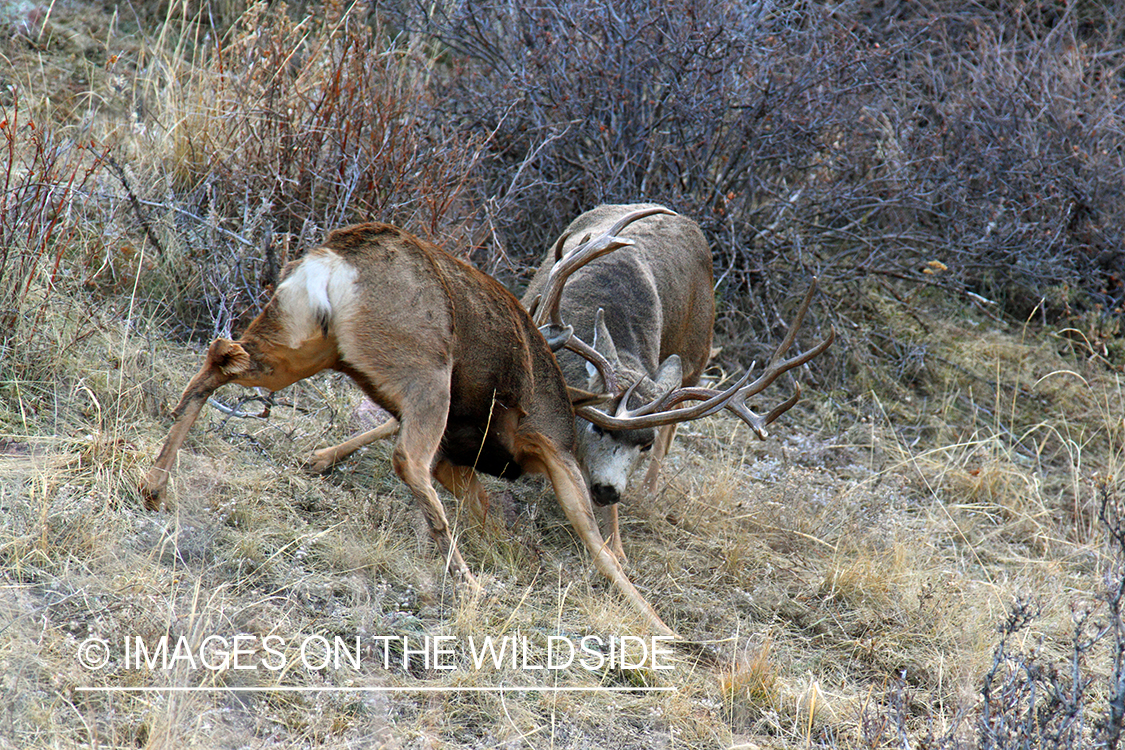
left=75, top=685, right=676, bottom=693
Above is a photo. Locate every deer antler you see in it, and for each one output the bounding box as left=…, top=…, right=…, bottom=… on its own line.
left=533, top=206, right=674, bottom=394
left=575, top=280, right=835, bottom=439
left=531, top=206, right=674, bottom=329
left=538, top=322, right=622, bottom=395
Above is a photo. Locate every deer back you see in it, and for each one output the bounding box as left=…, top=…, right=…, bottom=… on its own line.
left=523, top=203, right=714, bottom=392
left=323, top=224, right=578, bottom=476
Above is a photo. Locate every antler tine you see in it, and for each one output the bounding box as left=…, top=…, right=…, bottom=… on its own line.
left=575, top=280, right=835, bottom=438
left=527, top=229, right=584, bottom=320
left=763, top=382, right=802, bottom=425
left=549, top=230, right=573, bottom=263
left=539, top=314, right=621, bottom=394
left=631, top=365, right=754, bottom=419
left=539, top=323, right=574, bottom=352
left=533, top=206, right=675, bottom=328
left=730, top=324, right=835, bottom=412
left=575, top=367, right=753, bottom=430
left=603, top=205, right=675, bottom=238
left=766, top=277, right=818, bottom=368
left=533, top=241, right=628, bottom=328
left=685, top=281, right=832, bottom=427
left=697, top=381, right=804, bottom=440
left=563, top=330, right=620, bottom=394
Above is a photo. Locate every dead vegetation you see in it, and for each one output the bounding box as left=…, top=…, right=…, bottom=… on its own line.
left=2, top=0, right=1125, bottom=747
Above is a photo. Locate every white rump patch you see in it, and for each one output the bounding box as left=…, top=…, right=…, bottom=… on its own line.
left=275, top=249, right=359, bottom=347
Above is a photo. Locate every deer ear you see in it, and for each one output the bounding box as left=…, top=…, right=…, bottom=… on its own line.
left=207, top=339, right=252, bottom=377
left=586, top=308, right=620, bottom=385
left=652, top=354, right=683, bottom=397
left=567, top=386, right=613, bottom=408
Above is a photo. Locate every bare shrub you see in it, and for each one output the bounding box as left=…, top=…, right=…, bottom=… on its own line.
left=860, top=478, right=1125, bottom=750
left=386, top=0, right=877, bottom=353
left=868, top=8, right=1125, bottom=322
left=0, top=91, right=103, bottom=356
left=380, top=0, right=1125, bottom=385
left=122, top=3, right=485, bottom=336
left=969, top=479, right=1125, bottom=750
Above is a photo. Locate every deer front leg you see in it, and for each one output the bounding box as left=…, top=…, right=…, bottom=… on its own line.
left=596, top=504, right=627, bottom=564
left=640, top=423, right=678, bottom=496
left=141, top=339, right=250, bottom=508
left=144, top=329, right=339, bottom=508
left=306, top=418, right=399, bottom=473
left=525, top=438, right=677, bottom=638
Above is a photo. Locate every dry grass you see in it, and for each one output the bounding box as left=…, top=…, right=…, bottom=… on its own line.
left=2, top=267, right=1122, bottom=749
left=3, top=3, right=1125, bottom=749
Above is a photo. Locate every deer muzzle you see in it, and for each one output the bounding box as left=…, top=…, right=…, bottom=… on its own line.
left=590, top=483, right=622, bottom=506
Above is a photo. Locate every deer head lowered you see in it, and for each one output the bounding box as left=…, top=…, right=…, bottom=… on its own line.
left=525, top=204, right=834, bottom=559
left=524, top=205, right=715, bottom=510
left=141, top=220, right=676, bottom=638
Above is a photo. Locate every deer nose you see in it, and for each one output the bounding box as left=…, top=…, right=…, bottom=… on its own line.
left=590, top=483, right=621, bottom=506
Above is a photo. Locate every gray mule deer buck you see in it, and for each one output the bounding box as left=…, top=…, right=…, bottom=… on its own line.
left=140, top=219, right=677, bottom=638
left=521, top=204, right=714, bottom=558
left=525, top=204, right=834, bottom=559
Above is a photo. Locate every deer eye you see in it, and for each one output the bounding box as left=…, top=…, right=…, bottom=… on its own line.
left=588, top=424, right=606, bottom=436
left=639, top=442, right=653, bottom=453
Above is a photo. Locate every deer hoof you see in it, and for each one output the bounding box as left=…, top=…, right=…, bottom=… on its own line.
left=606, top=536, right=628, bottom=566
left=139, top=469, right=170, bottom=511
left=457, top=568, right=483, bottom=594
left=139, top=483, right=165, bottom=511
left=304, top=450, right=337, bottom=474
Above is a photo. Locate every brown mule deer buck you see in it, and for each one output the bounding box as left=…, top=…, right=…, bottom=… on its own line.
left=140, top=218, right=678, bottom=638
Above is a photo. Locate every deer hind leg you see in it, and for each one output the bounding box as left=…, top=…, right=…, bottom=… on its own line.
left=306, top=418, right=400, bottom=474
left=433, top=460, right=495, bottom=530
left=390, top=386, right=479, bottom=590
left=640, top=423, right=678, bottom=496
left=522, top=436, right=676, bottom=638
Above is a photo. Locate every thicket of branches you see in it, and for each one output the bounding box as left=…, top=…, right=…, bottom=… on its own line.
left=142, top=4, right=490, bottom=337
left=0, top=93, right=102, bottom=351
left=871, top=479, right=1125, bottom=750
left=381, top=0, right=1125, bottom=370
left=2, top=0, right=1123, bottom=365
